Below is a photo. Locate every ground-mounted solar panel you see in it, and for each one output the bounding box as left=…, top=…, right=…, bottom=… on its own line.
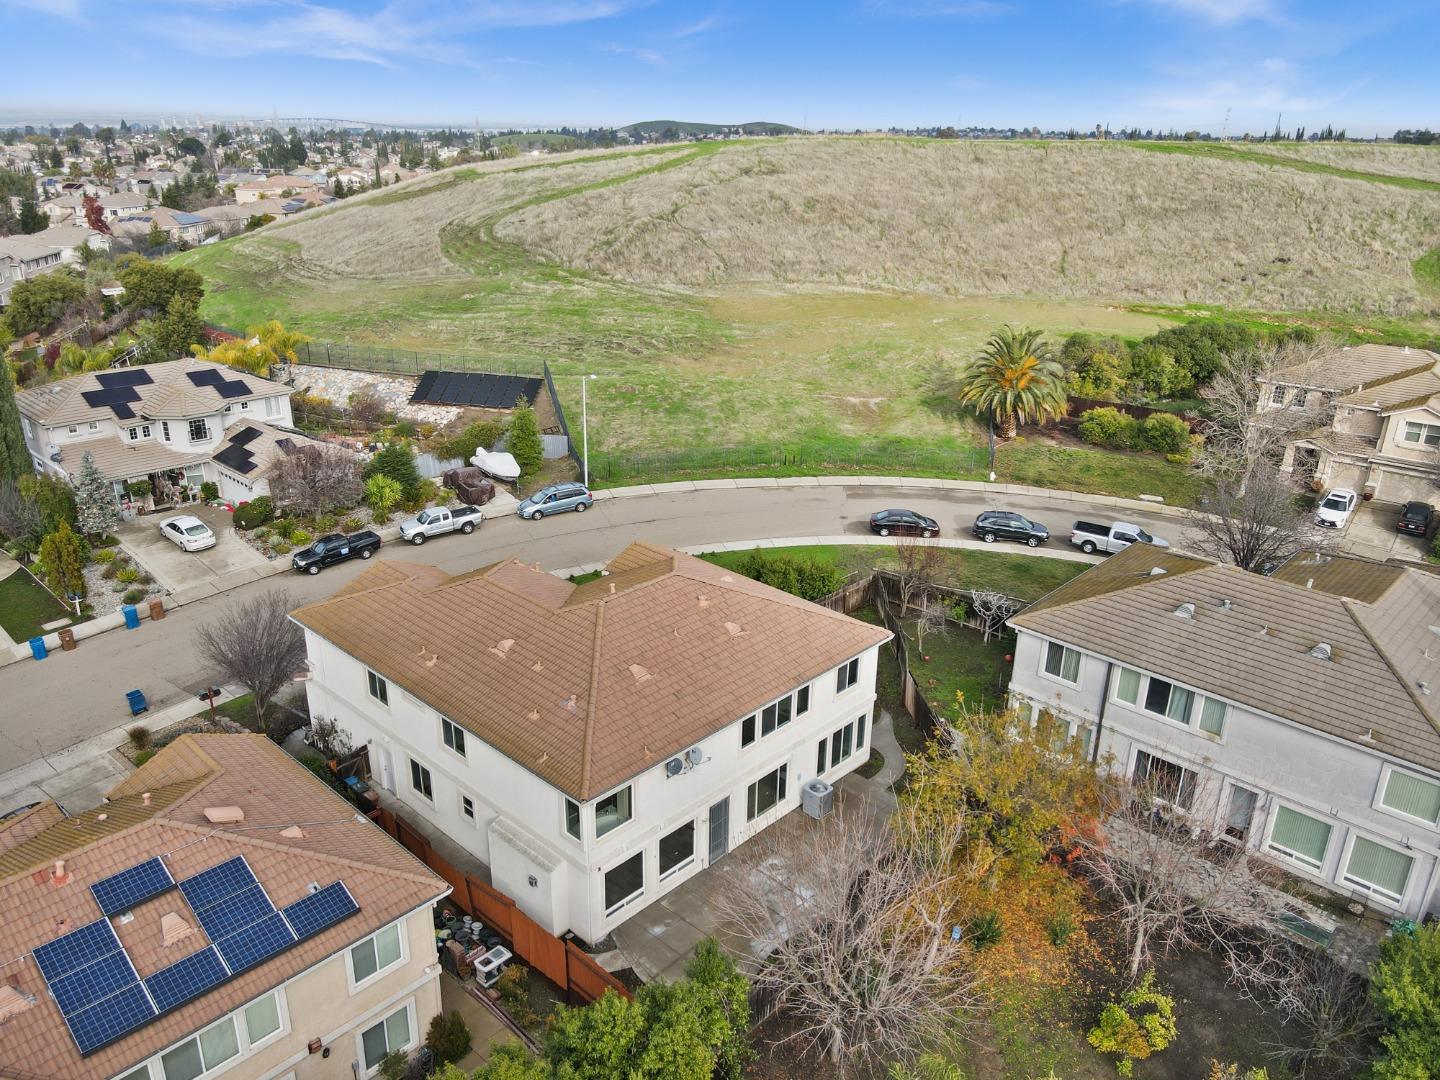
left=179, top=855, right=258, bottom=914
left=64, top=981, right=157, bottom=1056
left=48, top=949, right=139, bottom=1015
left=215, top=912, right=296, bottom=974
left=409, top=370, right=541, bottom=409
left=282, top=881, right=359, bottom=940
left=144, top=946, right=230, bottom=1013
left=217, top=378, right=252, bottom=399
left=33, top=919, right=123, bottom=982
left=95, top=369, right=153, bottom=389
left=412, top=370, right=439, bottom=401
left=187, top=368, right=224, bottom=387
left=227, top=426, right=263, bottom=447
left=193, top=883, right=275, bottom=941
left=91, top=857, right=175, bottom=917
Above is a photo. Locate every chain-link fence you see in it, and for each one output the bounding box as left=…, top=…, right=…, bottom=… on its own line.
left=293, top=340, right=543, bottom=378
left=589, top=441, right=989, bottom=486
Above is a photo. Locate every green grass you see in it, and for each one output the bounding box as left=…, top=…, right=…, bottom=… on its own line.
left=905, top=620, right=1012, bottom=715
left=214, top=693, right=258, bottom=730
left=1417, top=248, right=1440, bottom=299
left=1126, top=140, right=1440, bottom=192
left=1123, top=300, right=1440, bottom=349
left=0, top=567, right=70, bottom=643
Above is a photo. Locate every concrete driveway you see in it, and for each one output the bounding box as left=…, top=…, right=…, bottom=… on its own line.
left=119, top=503, right=273, bottom=594
left=1341, top=502, right=1430, bottom=563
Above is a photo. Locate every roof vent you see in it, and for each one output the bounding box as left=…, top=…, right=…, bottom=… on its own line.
left=527, top=709, right=540, bottom=722
left=160, top=912, right=194, bottom=947
left=564, top=694, right=578, bottom=712
left=1306, top=579, right=1313, bottom=590
left=628, top=664, right=653, bottom=683
left=488, top=639, right=514, bottom=659
left=1173, top=602, right=1196, bottom=619
left=531, top=660, right=543, bottom=672
left=141, top=791, right=151, bottom=806
left=608, top=582, right=616, bottom=594
left=697, top=594, right=711, bottom=608
left=1420, top=680, right=1433, bottom=696
left=723, top=621, right=745, bottom=636
left=280, top=825, right=306, bottom=839
left=203, top=806, right=244, bottom=824
left=0, top=986, right=35, bottom=1021
left=1358, top=728, right=1377, bottom=743
left=1147, top=567, right=1167, bottom=577
left=1308, top=642, right=1332, bottom=661
left=50, top=860, right=70, bottom=888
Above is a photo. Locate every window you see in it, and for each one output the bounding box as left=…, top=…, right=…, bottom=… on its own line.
left=161, top=421, right=171, bottom=442
left=746, top=764, right=788, bottom=820
left=744, top=684, right=809, bottom=747
left=1403, top=421, right=1440, bottom=447
left=350, top=923, right=403, bottom=985
left=604, top=852, right=644, bottom=915
left=817, top=738, right=827, bottom=774
left=1043, top=641, right=1081, bottom=684
left=565, top=798, right=582, bottom=840
left=188, top=418, right=209, bottom=442
left=659, top=820, right=696, bottom=879
left=831, top=722, right=855, bottom=768
left=1270, top=385, right=1287, bottom=405
left=1143, top=677, right=1194, bottom=726
left=161, top=1016, right=238, bottom=1080
left=1132, top=750, right=1196, bottom=810
left=409, top=759, right=433, bottom=801
left=366, top=668, right=389, bottom=705
left=1381, top=769, right=1440, bottom=824
left=796, top=684, right=810, bottom=715
left=243, top=992, right=282, bottom=1044
left=1343, top=836, right=1413, bottom=903
left=441, top=716, right=466, bottom=757
left=836, top=657, right=859, bottom=692
left=87, top=421, right=98, bottom=431
left=240, top=400, right=249, bottom=410
left=1267, top=805, right=1332, bottom=870
left=461, top=795, right=475, bottom=822
left=595, top=785, right=632, bottom=837
left=118, top=1069, right=149, bottom=1080
left=361, top=1004, right=412, bottom=1072
left=761, top=696, right=791, bottom=736
left=1198, top=697, right=1226, bottom=737
left=1289, top=389, right=1307, bottom=409
left=67, top=425, right=78, bottom=435
left=265, top=396, right=281, bottom=417
left=856, top=713, right=867, bottom=750
left=1115, top=667, right=1141, bottom=705
left=741, top=714, right=756, bottom=747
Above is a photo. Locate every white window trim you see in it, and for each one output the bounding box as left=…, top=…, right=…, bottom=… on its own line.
left=603, top=852, right=645, bottom=917
left=460, top=792, right=476, bottom=824
left=593, top=782, right=634, bottom=840
left=356, top=999, right=417, bottom=1078
left=440, top=715, right=467, bottom=760
left=563, top=797, right=583, bottom=843
left=742, top=682, right=810, bottom=750
left=658, top=819, right=697, bottom=882
left=1373, top=764, right=1440, bottom=827
left=347, top=920, right=408, bottom=994
left=1130, top=747, right=1199, bottom=812
left=1263, top=801, right=1333, bottom=873
left=836, top=655, right=861, bottom=693
left=1338, top=831, right=1413, bottom=907
left=408, top=757, right=434, bottom=803
left=745, top=761, right=790, bottom=823
left=366, top=668, right=389, bottom=706
left=134, top=989, right=289, bottom=1080
left=1040, top=639, right=1082, bottom=687
left=1114, top=668, right=1227, bottom=742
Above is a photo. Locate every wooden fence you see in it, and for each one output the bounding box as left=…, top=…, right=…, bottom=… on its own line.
left=370, top=807, right=632, bottom=1004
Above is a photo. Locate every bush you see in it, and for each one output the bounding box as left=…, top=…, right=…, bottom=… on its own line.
left=1371, top=923, right=1440, bottom=1080
left=341, top=515, right=362, bottom=532
left=1087, top=971, right=1177, bottom=1077
left=967, top=911, right=1003, bottom=950
left=127, top=725, right=152, bottom=750
left=251, top=527, right=270, bottom=542
left=101, top=560, right=122, bottom=580
left=289, top=528, right=312, bottom=546
left=1046, top=913, right=1077, bottom=947
left=272, top=541, right=292, bottom=554
left=199, top=481, right=219, bottom=501
left=426, top=1009, right=473, bottom=1065
left=122, top=587, right=148, bottom=604
left=434, top=419, right=503, bottom=463
left=392, top=418, right=419, bottom=438
left=1077, top=406, right=1138, bottom=450
left=1137, top=413, right=1192, bottom=454
left=363, top=443, right=422, bottom=498
left=1141, top=321, right=1258, bottom=385
left=365, top=474, right=403, bottom=522
left=133, top=750, right=155, bottom=766
left=507, top=403, right=544, bottom=478
left=115, top=566, right=140, bottom=584
left=316, top=513, right=337, bottom=532
left=734, top=550, right=846, bottom=601
left=271, top=518, right=297, bottom=540
left=232, top=497, right=275, bottom=530
left=92, top=548, right=117, bottom=564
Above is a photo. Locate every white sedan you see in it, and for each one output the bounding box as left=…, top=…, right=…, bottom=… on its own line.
left=1315, top=488, right=1359, bottom=530
left=159, top=514, right=217, bottom=552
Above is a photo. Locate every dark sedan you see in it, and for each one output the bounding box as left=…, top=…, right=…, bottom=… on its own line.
left=1398, top=501, right=1434, bottom=537
left=869, top=509, right=940, bottom=537
left=972, top=510, right=1050, bottom=547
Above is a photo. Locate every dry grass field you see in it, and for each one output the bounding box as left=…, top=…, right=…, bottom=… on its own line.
left=1260, top=142, right=1440, bottom=183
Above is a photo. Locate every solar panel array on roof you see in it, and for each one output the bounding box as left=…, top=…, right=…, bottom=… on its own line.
left=411, top=370, right=542, bottom=410
left=281, top=881, right=359, bottom=939
left=95, top=369, right=154, bottom=390
left=80, top=384, right=144, bottom=421
left=213, top=428, right=263, bottom=475
left=186, top=368, right=253, bottom=399
left=34, top=918, right=156, bottom=1056
left=91, top=857, right=174, bottom=917
left=227, top=426, right=263, bottom=447
left=180, top=855, right=298, bottom=975
left=143, top=946, right=228, bottom=1013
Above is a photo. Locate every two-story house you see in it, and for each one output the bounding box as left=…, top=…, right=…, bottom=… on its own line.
left=1007, top=543, right=1440, bottom=923
left=0, top=733, right=449, bottom=1080
left=0, top=235, right=67, bottom=307
left=1266, top=343, right=1440, bottom=503
left=291, top=542, right=891, bottom=945
left=16, top=358, right=314, bottom=509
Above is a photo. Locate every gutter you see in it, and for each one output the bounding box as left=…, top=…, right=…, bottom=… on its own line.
left=1092, top=660, right=1112, bottom=765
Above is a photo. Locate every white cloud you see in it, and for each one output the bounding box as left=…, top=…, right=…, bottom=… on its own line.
left=861, top=0, right=1012, bottom=16
left=1124, top=0, right=1277, bottom=24
left=597, top=41, right=668, bottom=65
left=3, top=0, right=84, bottom=22
left=673, top=12, right=723, bottom=37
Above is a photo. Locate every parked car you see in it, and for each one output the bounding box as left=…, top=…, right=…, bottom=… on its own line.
left=973, top=510, right=1049, bottom=547
left=1397, top=501, right=1433, bottom=537
left=1314, top=488, right=1359, bottom=530
left=1070, top=520, right=1169, bottom=555
left=159, top=514, right=216, bottom=552
left=399, top=505, right=483, bottom=544
left=518, top=482, right=594, bottom=520
left=291, top=531, right=381, bottom=574
left=441, top=466, right=496, bottom=507
left=470, top=449, right=521, bottom=483
left=868, top=509, right=940, bottom=537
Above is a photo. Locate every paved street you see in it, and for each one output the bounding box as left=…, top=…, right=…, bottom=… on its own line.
left=0, top=482, right=1189, bottom=775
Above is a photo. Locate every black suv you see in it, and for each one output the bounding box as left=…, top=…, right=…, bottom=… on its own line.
left=1397, top=501, right=1434, bottom=537
left=972, top=510, right=1050, bottom=547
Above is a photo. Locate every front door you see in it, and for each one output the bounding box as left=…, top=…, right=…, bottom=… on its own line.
left=708, top=797, right=729, bottom=864
left=376, top=746, right=396, bottom=794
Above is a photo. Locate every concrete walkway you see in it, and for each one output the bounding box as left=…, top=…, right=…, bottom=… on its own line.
left=862, top=710, right=907, bottom=799
left=439, top=972, right=518, bottom=1070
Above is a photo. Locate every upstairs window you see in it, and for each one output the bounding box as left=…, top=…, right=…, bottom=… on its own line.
left=366, top=669, right=389, bottom=705
left=350, top=923, right=404, bottom=985
left=1269, top=385, right=1287, bottom=405
left=1143, top=677, right=1194, bottom=726
left=188, top=418, right=209, bottom=442
left=836, top=657, right=859, bottom=693
left=441, top=716, right=466, bottom=758
left=1381, top=769, right=1440, bottom=825
left=595, top=785, right=632, bottom=838
left=1043, top=641, right=1081, bottom=684
left=565, top=798, right=582, bottom=840
left=1403, top=421, right=1440, bottom=447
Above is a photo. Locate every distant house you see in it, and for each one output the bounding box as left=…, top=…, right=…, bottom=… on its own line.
left=281, top=191, right=336, bottom=215
left=112, top=207, right=212, bottom=244
left=0, top=235, right=68, bottom=306
left=235, top=176, right=318, bottom=204
left=94, top=191, right=151, bottom=221
left=43, top=193, right=84, bottom=225
left=34, top=223, right=111, bottom=263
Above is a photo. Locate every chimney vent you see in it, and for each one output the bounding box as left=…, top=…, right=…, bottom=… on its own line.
left=608, top=582, right=616, bottom=595
left=141, top=791, right=152, bottom=806
left=1173, top=602, right=1196, bottom=619
left=488, top=639, right=514, bottom=659
left=1218, top=598, right=1232, bottom=610
left=50, top=860, right=70, bottom=888
left=724, top=621, right=744, bottom=636
left=1306, top=578, right=1313, bottom=590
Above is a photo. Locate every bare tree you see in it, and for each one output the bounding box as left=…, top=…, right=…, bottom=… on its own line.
left=306, top=715, right=354, bottom=760
left=893, top=536, right=949, bottom=615
left=913, top=591, right=949, bottom=656
left=1184, top=464, right=1331, bottom=573
left=267, top=444, right=363, bottom=518
left=968, top=590, right=1018, bottom=643
left=711, top=800, right=981, bottom=1076
left=195, top=588, right=308, bottom=737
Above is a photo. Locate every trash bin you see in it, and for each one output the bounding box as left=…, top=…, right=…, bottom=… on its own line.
left=121, top=604, right=140, bottom=629
left=148, top=597, right=165, bottom=621
left=28, top=636, right=47, bottom=660
left=125, top=689, right=149, bottom=715
left=58, top=628, right=76, bottom=651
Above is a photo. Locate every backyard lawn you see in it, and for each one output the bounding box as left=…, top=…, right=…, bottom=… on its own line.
left=903, top=619, right=1012, bottom=716
left=0, top=567, right=70, bottom=644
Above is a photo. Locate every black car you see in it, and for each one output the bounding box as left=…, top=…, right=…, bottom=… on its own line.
left=868, top=509, right=940, bottom=537
left=291, top=531, right=381, bottom=574
left=1398, top=501, right=1434, bottom=537
left=972, top=510, right=1050, bottom=547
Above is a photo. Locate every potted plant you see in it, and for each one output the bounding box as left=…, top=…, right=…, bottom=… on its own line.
left=127, top=479, right=152, bottom=499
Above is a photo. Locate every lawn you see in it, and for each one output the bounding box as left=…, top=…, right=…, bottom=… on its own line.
left=0, top=567, right=70, bottom=643
left=903, top=619, right=1012, bottom=716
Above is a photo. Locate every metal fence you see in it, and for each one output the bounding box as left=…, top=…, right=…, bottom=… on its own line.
left=293, top=339, right=544, bottom=378
left=591, top=442, right=990, bottom=486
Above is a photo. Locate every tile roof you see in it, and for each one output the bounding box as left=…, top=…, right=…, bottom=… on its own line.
left=16, top=359, right=289, bottom=428
left=1272, top=344, right=1439, bottom=393
left=1011, top=544, right=1440, bottom=773
left=1338, top=367, right=1440, bottom=412
left=211, top=421, right=321, bottom=480
left=58, top=435, right=211, bottom=483
left=0, top=735, right=446, bottom=1080
left=1269, top=551, right=1407, bottom=605
left=292, top=542, right=892, bottom=799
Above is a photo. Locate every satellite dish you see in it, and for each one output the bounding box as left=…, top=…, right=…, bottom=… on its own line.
left=685, top=747, right=704, bottom=767
left=664, top=758, right=684, bottom=778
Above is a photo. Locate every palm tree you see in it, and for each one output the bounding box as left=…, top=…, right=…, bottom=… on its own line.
left=956, top=326, right=1067, bottom=456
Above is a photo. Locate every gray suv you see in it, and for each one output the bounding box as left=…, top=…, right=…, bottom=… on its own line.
left=518, top=482, right=594, bottom=520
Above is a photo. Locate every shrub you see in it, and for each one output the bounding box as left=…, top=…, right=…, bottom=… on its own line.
left=434, top=419, right=503, bottom=463
left=1046, top=913, right=1077, bottom=947
left=126, top=479, right=152, bottom=499
left=122, top=587, right=148, bottom=604
left=363, top=443, right=422, bottom=498
left=495, top=965, right=539, bottom=1028
left=92, top=548, right=117, bottom=564
left=1126, top=344, right=1190, bottom=398
left=1087, top=970, right=1177, bottom=1077
left=365, top=474, right=403, bottom=522
left=392, top=418, right=418, bottom=438
left=734, top=550, right=846, bottom=601
left=378, top=1049, right=408, bottom=1080
left=316, top=513, right=337, bottom=532
left=1138, top=413, right=1192, bottom=454
left=133, top=750, right=155, bottom=766
left=271, top=518, right=297, bottom=540
left=425, top=1010, right=473, bottom=1065
left=126, top=725, right=152, bottom=750
left=272, top=541, right=292, bottom=554
left=1141, top=321, right=1258, bottom=385
left=116, top=566, right=140, bottom=584
left=290, top=528, right=312, bottom=546
left=340, top=515, right=362, bottom=532
left=507, top=403, right=544, bottom=478
left=199, top=481, right=219, bottom=501
left=101, top=560, right=122, bottom=580
left=966, top=911, right=1003, bottom=950
left=1077, top=406, right=1138, bottom=450
left=251, top=527, right=270, bottom=542
left=1371, top=923, right=1440, bottom=1080
left=1066, top=350, right=1128, bottom=400
left=347, top=389, right=390, bottom=427
left=232, top=496, right=275, bottom=530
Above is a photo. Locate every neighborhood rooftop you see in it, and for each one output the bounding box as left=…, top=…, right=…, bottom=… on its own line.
left=1269, top=343, right=1440, bottom=393
left=290, top=541, right=892, bottom=800
left=1011, top=543, right=1440, bottom=771
left=16, top=358, right=288, bottom=427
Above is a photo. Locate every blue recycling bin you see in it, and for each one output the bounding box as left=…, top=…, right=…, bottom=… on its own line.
left=28, top=636, right=47, bottom=660
left=121, top=604, right=140, bottom=629
left=126, top=689, right=148, bottom=715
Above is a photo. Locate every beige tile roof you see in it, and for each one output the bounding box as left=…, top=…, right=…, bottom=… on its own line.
left=1270, top=551, right=1407, bottom=604
left=0, top=735, right=446, bottom=1080
left=1338, top=367, right=1440, bottom=412
left=212, top=421, right=322, bottom=481
left=16, top=359, right=290, bottom=428
left=292, top=542, right=892, bottom=799
left=1272, top=344, right=1439, bottom=393
left=1011, top=544, right=1440, bottom=773
left=59, top=435, right=211, bottom=482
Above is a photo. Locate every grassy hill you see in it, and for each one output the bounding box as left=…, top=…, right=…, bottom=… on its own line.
left=176, top=137, right=1440, bottom=491
left=621, top=120, right=801, bottom=136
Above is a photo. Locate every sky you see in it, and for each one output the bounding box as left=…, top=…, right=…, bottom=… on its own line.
left=1, top=0, right=1436, bottom=135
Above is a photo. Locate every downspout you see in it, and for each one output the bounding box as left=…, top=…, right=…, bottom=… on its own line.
left=1092, top=661, right=1112, bottom=764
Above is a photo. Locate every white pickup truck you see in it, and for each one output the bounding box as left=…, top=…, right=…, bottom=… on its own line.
left=399, top=505, right=483, bottom=545
left=1070, top=520, right=1169, bottom=555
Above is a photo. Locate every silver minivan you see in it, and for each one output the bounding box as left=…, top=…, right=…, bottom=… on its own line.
left=518, top=482, right=594, bottom=520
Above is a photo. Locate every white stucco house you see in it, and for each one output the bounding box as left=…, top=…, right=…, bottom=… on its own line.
left=1007, top=543, right=1440, bottom=925
left=16, top=358, right=316, bottom=509
left=292, top=542, right=891, bottom=944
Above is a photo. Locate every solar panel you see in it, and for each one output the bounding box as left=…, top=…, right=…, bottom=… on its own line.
left=212, top=443, right=257, bottom=475
left=215, top=912, right=296, bottom=974
left=95, top=369, right=153, bottom=389
left=227, top=426, right=263, bottom=447
left=33, top=919, right=123, bottom=982
left=48, top=950, right=139, bottom=1015
left=111, top=401, right=136, bottom=420
left=64, top=981, right=157, bottom=1056
left=187, top=369, right=224, bottom=387
left=144, top=946, right=230, bottom=1013
left=217, top=378, right=252, bottom=399
left=193, top=883, right=275, bottom=941
left=179, top=855, right=258, bottom=914
left=409, top=370, right=541, bottom=410
left=91, top=857, right=174, bottom=917
left=282, top=882, right=359, bottom=940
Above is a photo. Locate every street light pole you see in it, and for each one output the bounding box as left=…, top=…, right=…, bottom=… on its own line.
left=581, top=374, right=596, bottom=488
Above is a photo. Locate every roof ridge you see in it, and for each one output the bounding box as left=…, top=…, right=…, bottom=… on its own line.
left=579, top=601, right=604, bottom=798
left=1343, top=598, right=1440, bottom=744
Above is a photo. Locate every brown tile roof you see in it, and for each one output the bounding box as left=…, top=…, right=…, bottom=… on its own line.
left=0, top=803, right=66, bottom=859
left=1271, top=344, right=1439, bottom=394
left=0, top=735, right=446, bottom=1080
left=16, top=359, right=289, bottom=428
left=1270, top=551, right=1407, bottom=605
left=1011, top=544, right=1440, bottom=772
left=292, top=542, right=892, bottom=799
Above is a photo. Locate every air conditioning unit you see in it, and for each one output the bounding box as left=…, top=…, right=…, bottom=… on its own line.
left=802, top=779, right=833, bottom=820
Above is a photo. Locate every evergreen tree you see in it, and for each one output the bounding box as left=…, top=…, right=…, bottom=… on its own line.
left=332, top=176, right=345, bottom=199
left=17, top=196, right=46, bottom=234
left=37, top=520, right=86, bottom=600
left=73, top=451, right=118, bottom=537
left=507, top=401, right=544, bottom=478
left=288, top=132, right=307, bottom=166
left=0, top=357, right=28, bottom=482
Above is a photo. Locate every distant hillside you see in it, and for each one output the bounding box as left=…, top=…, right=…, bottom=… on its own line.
left=621, top=120, right=801, bottom=136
